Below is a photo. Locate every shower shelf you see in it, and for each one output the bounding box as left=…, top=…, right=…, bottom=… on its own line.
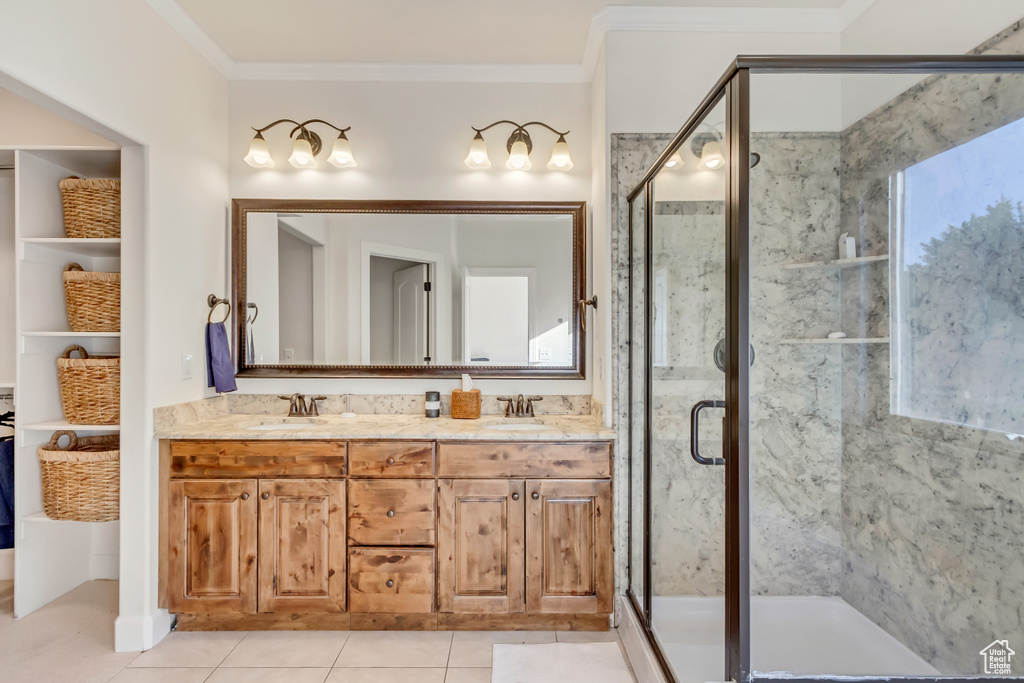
left=781, top=337, right=889, bottom=344
left=782, top=254, right=889, bottom=270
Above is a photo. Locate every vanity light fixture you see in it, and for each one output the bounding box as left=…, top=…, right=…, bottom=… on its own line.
left=244, top=118, right=357, bottom=169
left=664, top=152, right=684, bottom=169
left=691, top=130, right=725, bottom=171
left=465, top=120, right=573, bottom=171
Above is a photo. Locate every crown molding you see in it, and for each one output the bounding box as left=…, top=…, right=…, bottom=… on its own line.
left=152, top=1, right=877, bottom=84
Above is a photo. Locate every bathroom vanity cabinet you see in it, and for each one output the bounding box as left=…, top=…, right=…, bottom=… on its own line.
left=159, top=438, right=612, bottom=631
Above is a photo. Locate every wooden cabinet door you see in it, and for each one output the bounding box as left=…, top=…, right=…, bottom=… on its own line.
left=526, top=479, right=612, bottom=614
left=258, top=479, right=347, bottom=613
left=438, top=478, right=525, bottom=614
left=167, top=479, right=258, bottom=614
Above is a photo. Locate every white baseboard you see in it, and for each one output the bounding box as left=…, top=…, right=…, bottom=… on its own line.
left=617, top=594, right=668, bottom=683
left=115, top=609, right=174, bottom=652
left=89, top=553, right=119, bottom=580
left=0, top=548, right=12, bottom=580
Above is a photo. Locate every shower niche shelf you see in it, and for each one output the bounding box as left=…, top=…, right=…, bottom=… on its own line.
left=782, top=254, right=889, bottom=270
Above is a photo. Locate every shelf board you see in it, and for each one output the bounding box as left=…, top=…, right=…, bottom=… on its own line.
left=22, top=331, right=121, bottom=338
left=20, top=511, right=115, bottom=527
left=21, top=237, right=121, bottom=258
left=781, top=337, right=890, bottom=345
left=783, top=254, right=889, bottom=270
left=19, top=420, right=120, bottom=432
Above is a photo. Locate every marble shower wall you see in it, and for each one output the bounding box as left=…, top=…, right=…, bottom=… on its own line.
left=612, top=133, right=844, bottom=597
left=839, top=22, right=1024, bottom=675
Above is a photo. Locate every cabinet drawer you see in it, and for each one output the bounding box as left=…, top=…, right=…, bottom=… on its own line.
left=169, top=441, right=346, bottom=478
left=437, top=441, right=611, bottom=478
left=348, top=479, right=436, bottom=546
left=349, top=441, right=435, bottom=478
left=349, top=548, right=435, bottom=613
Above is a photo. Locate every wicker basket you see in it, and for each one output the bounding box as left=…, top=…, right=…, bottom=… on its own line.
left=63, top=263, right=120, bottom=332
left=57, top=345, right=120, bottom=425
left=38, top=431, right=119, bottom=522
left=451, top=389, right=481, bottom=419
left=59, top=177, right=121, bottom=238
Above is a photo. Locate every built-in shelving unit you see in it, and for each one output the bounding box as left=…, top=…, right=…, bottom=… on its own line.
left=783, top=251, right=889, bottom=344
left=12, top=148, right=121, bottom=617
left=782, top=254, right=889, bottom=270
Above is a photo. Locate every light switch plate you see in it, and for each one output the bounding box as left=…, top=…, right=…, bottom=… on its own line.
left=539, top=348, right=552, bottom=360
left=283, top=348, right=295, bottom=361
left=181, top=354, right=193, bottom=380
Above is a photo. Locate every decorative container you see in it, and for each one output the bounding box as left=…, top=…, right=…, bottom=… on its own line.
left=451, top=389, right=481, bottom=419
left=57, top=345, right=120, bottom=425
left=38, top=430, right=119, bottom=522
left=425, top=391, right=440, bottom=418
left=59, top=176, right=121, bottom=238
left=63, top=263, right=120, bottom=332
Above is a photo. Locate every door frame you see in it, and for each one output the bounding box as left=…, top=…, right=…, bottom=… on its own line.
left=359, top=242, right=449, bottom=365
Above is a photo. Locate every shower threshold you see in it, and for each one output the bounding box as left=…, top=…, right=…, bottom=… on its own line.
left=650, top=596, right=939, bottom=683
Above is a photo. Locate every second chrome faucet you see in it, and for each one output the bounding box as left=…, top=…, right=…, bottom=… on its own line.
left=497, top=394, right=543, bottom=418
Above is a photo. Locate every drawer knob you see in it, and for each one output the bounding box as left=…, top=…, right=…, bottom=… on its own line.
left=386, top=457, right=395, bottom=465
left=262, top=492, right=270, bottom=500
left=386, top=579, right=394, bottom=588
left=532, top=492, right=540, bottom=500
left=387, top=510, right=395, bottom=518
left=511, top=492, right=519, bottom=501
left=240, top=492, right=249, bottom=501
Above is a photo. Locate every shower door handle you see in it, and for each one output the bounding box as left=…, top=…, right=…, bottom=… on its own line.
left=690, top=400, right=726, bottom=466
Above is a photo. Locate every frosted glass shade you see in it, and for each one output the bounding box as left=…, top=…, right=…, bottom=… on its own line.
left=699, top=140, right=724, bottom=170
left=328, top=132, right=357, bottom=168
left=664, top=152, right=684, bottom=169
left=506, top=139, right=532, bottom=170
left=547, top=136, right=573, bottom=171
left=289, top=137, right=318, bottom=168
left=465, top=133, right=491, bottom=169
left=244, top=132, right=274, bottom=168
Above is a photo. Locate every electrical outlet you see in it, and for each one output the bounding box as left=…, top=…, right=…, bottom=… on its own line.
left=181, top=354, right=193, bottom=380
left=283, top=348, right=295, bottom=361
left=539, top=348, right=552, bottom=360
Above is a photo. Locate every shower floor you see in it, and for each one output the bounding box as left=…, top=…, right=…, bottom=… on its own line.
left=651, top=596, right=939, bottom=682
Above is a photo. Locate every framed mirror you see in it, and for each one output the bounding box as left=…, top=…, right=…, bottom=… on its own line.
left=231, top=199, right=587, bottom=378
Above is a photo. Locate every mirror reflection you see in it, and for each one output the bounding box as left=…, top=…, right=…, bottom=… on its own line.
left=239, top=204, right=581, bottom=373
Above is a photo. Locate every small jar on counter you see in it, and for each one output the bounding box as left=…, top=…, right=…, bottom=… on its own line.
left=425, top=391, right=441, bottom=418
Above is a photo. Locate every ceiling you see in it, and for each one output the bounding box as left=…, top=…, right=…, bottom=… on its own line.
left=172, top=0, right=847, bottom=65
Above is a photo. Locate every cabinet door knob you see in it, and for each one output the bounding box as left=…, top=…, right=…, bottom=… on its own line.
left=261, top=492, right=270, bottom=500
left=511, top=492, right=520, bottom=501
left=240, top=492, right=249, bottom=500
left=386, top=579, right=394, bottom=588
left=532, top=492, right=540, bottom=500
left=386, top=457, right=395, bottom=465
left=387, top=510, right=395, bottom=518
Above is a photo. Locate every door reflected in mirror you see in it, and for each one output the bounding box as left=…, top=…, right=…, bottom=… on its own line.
left=235, top=200, right=585, bottom=377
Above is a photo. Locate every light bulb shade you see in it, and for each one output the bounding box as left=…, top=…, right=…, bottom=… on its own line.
left=244, top=132, right=274, bottom=168
left=506, top=139, right=532, bottom=170
left=328, top=131, right=357, bottom=168
left=289, top=136, right=318, bottom=168
left=464, top=132, right=491, bottom=169
left=699, top=140, right=724, bottom=170
left=546, top=135, right=573, bottom=171
left=664, top=152, right=684, bottom=169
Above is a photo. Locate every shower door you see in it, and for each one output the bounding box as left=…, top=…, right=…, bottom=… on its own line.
left=629, top=92, right=744, bottom=683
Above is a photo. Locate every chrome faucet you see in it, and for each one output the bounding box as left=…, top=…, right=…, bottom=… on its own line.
left=278, top=393, right=326, bottom=417
left=497, top=394, right=544, bottom=418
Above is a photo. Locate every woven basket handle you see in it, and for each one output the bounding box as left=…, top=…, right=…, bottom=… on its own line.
left=62, top=344, right=89, bottom=360
left=48, top=430, right=79, bottom=451
left=65, top=262, right=84, bottom=273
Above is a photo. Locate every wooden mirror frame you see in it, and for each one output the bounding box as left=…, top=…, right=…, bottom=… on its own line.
left=231, top=198, right=587, bottom=378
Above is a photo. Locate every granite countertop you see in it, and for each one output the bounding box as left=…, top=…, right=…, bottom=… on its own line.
left=155, top=413, right=615, bottom=441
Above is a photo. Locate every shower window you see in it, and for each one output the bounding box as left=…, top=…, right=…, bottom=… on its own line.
left=892, top=115, right=1024, bottom=436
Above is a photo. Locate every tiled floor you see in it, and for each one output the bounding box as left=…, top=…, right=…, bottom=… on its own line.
left=0, top=580, right=635, bottom=682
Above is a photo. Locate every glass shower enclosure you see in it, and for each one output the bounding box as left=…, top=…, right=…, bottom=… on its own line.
left=626, top=55, right=1024, bottom=683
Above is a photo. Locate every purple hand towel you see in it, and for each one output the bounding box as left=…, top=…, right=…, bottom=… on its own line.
left=205, top=322, right=237, bottom=393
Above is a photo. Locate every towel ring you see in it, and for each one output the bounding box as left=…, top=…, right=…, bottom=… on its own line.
left=208, top=294, right=231, bottom=324
left=246, top=302, right=259, bottom=324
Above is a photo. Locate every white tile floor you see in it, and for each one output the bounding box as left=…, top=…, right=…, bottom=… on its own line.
left=0, top=580, right=635, bottom=682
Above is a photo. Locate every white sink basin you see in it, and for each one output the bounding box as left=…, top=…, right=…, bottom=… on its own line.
left=246, top=418, right=327, bottom=431
left=487, top=423, right=556, bottom=432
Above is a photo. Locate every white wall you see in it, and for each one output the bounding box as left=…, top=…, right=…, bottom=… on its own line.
left=0, top=169, right=14, bottom=385
left=230, top=79, right=592, bottom=396
left=246, top=213, right=281, bottom=364
left=590, top=40, right=609, bottom=422
left=277, top=229, right=314, bottom=362
left=0, top=0, right=229, bottom=652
